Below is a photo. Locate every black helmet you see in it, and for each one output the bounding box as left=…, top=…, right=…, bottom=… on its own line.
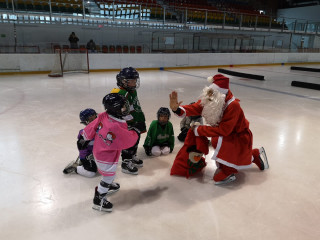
left=157, top=107, right=171, bottom=125
left=116, top=67, right=140, bottom=91
left=79, top=108, right=97, bottom=125
left=102, top=93, right=130, bottom=119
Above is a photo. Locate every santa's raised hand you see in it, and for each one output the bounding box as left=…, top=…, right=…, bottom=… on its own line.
left=169, top=91, right=183, bottom=111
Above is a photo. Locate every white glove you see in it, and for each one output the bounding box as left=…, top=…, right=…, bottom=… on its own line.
left=190, top=121, right=201, bottom=128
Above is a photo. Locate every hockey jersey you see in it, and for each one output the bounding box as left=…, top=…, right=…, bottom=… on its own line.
left=143, top=120, right=175, bottom=152
left=82, top=112, right=138, bottom=170
left=110, top=88, right=146, bottom=132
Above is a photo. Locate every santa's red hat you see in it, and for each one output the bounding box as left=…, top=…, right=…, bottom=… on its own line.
left=207, top=74, right=229, bottom=94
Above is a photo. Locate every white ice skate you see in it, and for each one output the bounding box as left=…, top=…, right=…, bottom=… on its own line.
left=259, top=147, right=269, bottom=170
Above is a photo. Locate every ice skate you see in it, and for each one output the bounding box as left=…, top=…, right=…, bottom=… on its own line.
left=106, top=182, right=120, bottom=195
left=92, top=187, right=113, bottom=212
left=63, top=157, right=81, bottom=174
left=214, top=174, right=236, bottom=185
left=259, top=147, right=269, bottom=169
left=121, top=160, right=138, bottom=175
left=131, top=155, right=143, bottom=168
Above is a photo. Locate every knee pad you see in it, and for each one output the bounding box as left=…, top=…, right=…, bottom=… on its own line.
left=81, top=154, right=97, bottom=172
left=76, top=166, right=96, bottom=178
left=151, top=146, right=161, bottom=156
left=161, top=146, right=170, bottom=155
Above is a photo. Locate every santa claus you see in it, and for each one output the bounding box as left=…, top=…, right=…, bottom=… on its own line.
left=169, top=74, right=269, bottom=185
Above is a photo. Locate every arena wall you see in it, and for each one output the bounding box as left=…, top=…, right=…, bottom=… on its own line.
left=0, top=52, right=319, bottom=73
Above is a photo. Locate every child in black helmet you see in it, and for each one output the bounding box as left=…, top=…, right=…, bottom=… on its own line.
left=63, top=108, right=98, bottom=177
left=80, top=93, right=139, bottom=212
left=111, top=67, right=146, bottom=175
left=143, top=107, right=174, bottom=157
left=178, top=105, right=203, bottom=142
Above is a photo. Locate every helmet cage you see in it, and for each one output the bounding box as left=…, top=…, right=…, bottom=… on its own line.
left=108, top=99, right=130, bottom=119
left=116, top=67, right=140, bottom=91
left=120, top=77, right=140, bottom=91
left=103, top=93, right=130, bottom=119
left=120, top=100, right=131, bottom=117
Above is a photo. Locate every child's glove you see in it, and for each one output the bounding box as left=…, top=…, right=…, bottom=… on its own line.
left=144, top=146, right=152, bottom=156
left=190, top=121, right=201, bottom=130
left=181, top=127, right=188, bottom=132
left=128, top=126, right=141, bottom=135
left=133, top=122, right=146, bottom=133
left=77, top=135, right=90, bottom=150
left=85, top=154, right=95, bottom=162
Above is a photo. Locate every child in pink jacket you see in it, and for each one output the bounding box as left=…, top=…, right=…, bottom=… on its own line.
left=80, top=93, right=139, bottom=212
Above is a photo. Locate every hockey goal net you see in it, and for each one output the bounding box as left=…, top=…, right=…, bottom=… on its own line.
left=48, top=49, right=89, bottom=77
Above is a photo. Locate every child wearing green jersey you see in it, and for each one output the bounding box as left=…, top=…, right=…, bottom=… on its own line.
left=143, top=107, right=174, bottom=157
left=111, top=67, right=146, bottom=175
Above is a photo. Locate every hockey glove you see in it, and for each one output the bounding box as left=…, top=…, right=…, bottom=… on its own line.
left=84, top=154, right=97, bottom=172
left=181, top=127, right=188, bottom=132
left=85, top=154, right=95, bottom=162
left=144, top=146, right=152, bottom=156
left=128, top=126, right=141, bottom=135
left=77, top=135, right=90, bottom=150
left=134, top=122, right=147, bottom=133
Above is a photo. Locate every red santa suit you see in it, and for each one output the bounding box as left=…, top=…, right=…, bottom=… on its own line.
left=174, top=74, right=260, bottom=182
left=170, top=127, right=209, bottom=178
left=185, top=91, right=253, bottom=167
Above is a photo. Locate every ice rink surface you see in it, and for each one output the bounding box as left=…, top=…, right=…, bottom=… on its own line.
left=1, top=65, right=320, bottom=240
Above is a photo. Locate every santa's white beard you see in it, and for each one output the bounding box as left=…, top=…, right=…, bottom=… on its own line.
left=199, top=87, right=226, bottom=126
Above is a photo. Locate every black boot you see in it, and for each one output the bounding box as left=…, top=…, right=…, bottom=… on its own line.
left=121, top=160, right=138, bottom=175
left=92, top=187, right=113, bottom=212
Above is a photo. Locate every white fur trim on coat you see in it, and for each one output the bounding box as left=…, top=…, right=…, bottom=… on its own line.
left=194, top=125, right=200, bottom=136
left=214, top=157, right=253, bottom=170
left=173, top=106, right=186, bottom=118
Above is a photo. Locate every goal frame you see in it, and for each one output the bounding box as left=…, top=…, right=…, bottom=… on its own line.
left=48, top=48, right=90, bottom=77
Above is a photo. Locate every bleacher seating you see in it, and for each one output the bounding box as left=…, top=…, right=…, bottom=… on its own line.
left=1, top=0, right=285, bottom=54
left=102, top=45, right=108, bottom=53
left=0, top=0, right=88, bottom=14
left=129, top=46, right=136, bottom=53
left=109, top=45, right=115, bottom=53
left=96, top=0, right=163, bottom=20
left=1, top=0, right=278, bottom=28
left=53, top=44, right=61, bottom=53
left=62, top=45, right=70, bottom=50
left=96, top=45, right=101, bottom=53
left=79, top=45, right=86, bottom=53
left=136, top=46, right=142, bottom=53
left=122, top=45, right=129, bottom=53
left=116, top=45, right=122, bottom=53
left=0, top=0, right=272, bottom=28
left=0, top=0, right=9, bottom=9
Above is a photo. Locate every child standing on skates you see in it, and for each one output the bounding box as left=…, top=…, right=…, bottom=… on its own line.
left=111, top=67, right=146, bottom=175
left=81, top=93, right=139, bottom=212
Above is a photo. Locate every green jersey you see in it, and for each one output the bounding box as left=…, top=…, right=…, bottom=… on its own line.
left=143, top=120, right=175, bottom=152
left=111, top=88, right=146, bottom=130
